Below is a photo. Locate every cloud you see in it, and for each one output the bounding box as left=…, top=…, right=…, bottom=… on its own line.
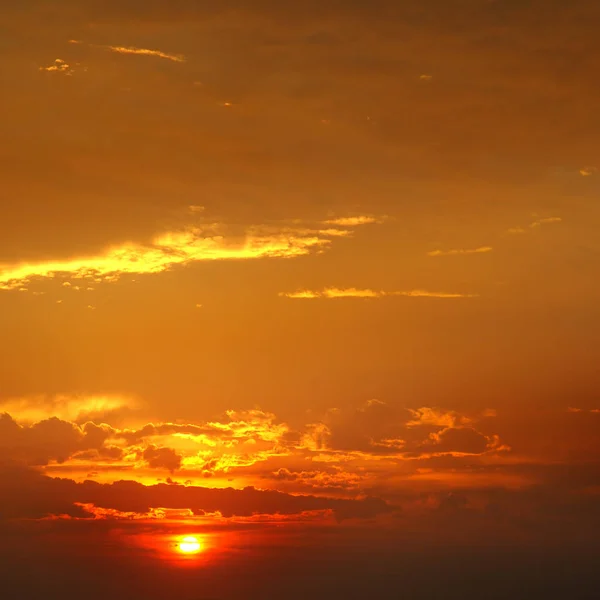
left=507, top=216, right=562, bottom=234
left=530, top=217, right=562, bottom=228
left=0, top=466, right=392, bottom=522
left=323, top=215, right=384, bottom=226
left=406, top=407, right=473, bottom=429
left=0, top=394, right=136, bottom=424
left=0, top=414, right=111, bottom=466
left=99, top=45, right=185, bottom=62
left=280, top=288, right=478, bottom=299
left=294, top=402, right=508, bottom=466
left=0, top=223, right=358, bottom=291
left=39, top=59, right=74, bottom=75
left=423, top=427, right=493, bottom=455
left=323, top=288, right=381, bottom=298
left=0, top=398, right=505, bottom=498
left=427, top=246, right=493, bottom=257
left=143, top=446, right=182, bottom=473
left=205, top=409, right=289, bottom=443
left=579, top=166, right=597, bottom=176
left=269, top=468, right=364, bottom=490
left=281, top=290, right=322, bottom=299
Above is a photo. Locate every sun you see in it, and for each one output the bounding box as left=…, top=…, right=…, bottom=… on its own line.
left=178, top=536, right=202, bottom=554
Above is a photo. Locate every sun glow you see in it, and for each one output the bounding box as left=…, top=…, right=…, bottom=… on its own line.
left=178, top=536, right=202, bottom=554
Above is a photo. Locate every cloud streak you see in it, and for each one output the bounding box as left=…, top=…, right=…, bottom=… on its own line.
left=507, top=216, right=562, bottom=234
left=427, top=246, right=493, bottom=257
left=0, top=223, right=362, bottom=290
left=323, top=215, right=385, bottom=227
left=68, top=39, right=186, bottom=63
left=102, top=45, right=186, bottom=62
left=280, top=288, right=478, bottom=299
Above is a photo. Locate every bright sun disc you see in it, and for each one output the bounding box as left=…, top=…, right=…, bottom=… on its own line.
left=178, top=536, right=201, bottom=554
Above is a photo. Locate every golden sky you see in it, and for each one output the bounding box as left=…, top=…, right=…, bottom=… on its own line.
left=1, top=1, right=600, bottom=598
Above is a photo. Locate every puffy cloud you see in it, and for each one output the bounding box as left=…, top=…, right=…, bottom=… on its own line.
left=0, top=414, right=107, bottom=466
left=143, top=446, right=182, bottom=473
left=269, top=468, right=364, bottom=490
left=0, top=400, right=510, bottom=492
left=39, top=59, right=74, bottom=75
left=297, top=402, right=506, bottom=464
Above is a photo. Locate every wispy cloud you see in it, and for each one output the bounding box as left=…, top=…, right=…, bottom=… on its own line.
left=323, top=215, right=385, bottom=227
left=427, top=246, right=492, bottom=257
left=281, top=290, right=322, bottom=299
left=280, top=288, right=478, bottom=299
left=103, top=45, right=186, bottom=62
left=579, top=166, right=597, bottom=176
left=529, top=216, right=562, bottom=228
left=68, top=39, right=186, bottom=62
left=507, top=216, right=562, bottom=234
left=0, top=393, right=137, bottom=424
left=0, top=223, right=360, bottom=290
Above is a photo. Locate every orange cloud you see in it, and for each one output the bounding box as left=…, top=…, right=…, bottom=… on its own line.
left=39, top=59, right=74, bottom=75
left=0, top=223, right=358, bottom=290
left=101, top=45, right=185, bottom=62
left=0, top=394, right=136, bottom=424
left=143, top=446, right=182, bottom=473
left=0, top=468, right=392, bottom=522
left=406, top=407, right=473, bottom=429
left=0, top=414, right=113, bottom=466
left=281, top=288, right=478, bottom=299
left=507, top=216, right=562, bottom=234
left=0, top=399, right=512, bottom=495
left=427, top=246, right=493, bottom=257
left=530, top=216, right=562, bottom=228
left=323, top=215, right=385, bottom=226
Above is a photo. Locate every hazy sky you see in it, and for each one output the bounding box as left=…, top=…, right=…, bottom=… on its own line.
left=1, top=1, right=600, bottom=598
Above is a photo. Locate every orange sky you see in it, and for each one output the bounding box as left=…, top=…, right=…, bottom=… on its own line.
left=1, top=1, right=600, bottom=598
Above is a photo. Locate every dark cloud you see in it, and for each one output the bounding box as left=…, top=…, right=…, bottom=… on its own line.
left=304, top=401, right=504, bottom=458
left=143, top=445, right=182, bottom=472
left=0, top=413, right=109, bottom=465
left=424, top=426, right=491, bottom=454
left=0, top=464, right=392, bottom=521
